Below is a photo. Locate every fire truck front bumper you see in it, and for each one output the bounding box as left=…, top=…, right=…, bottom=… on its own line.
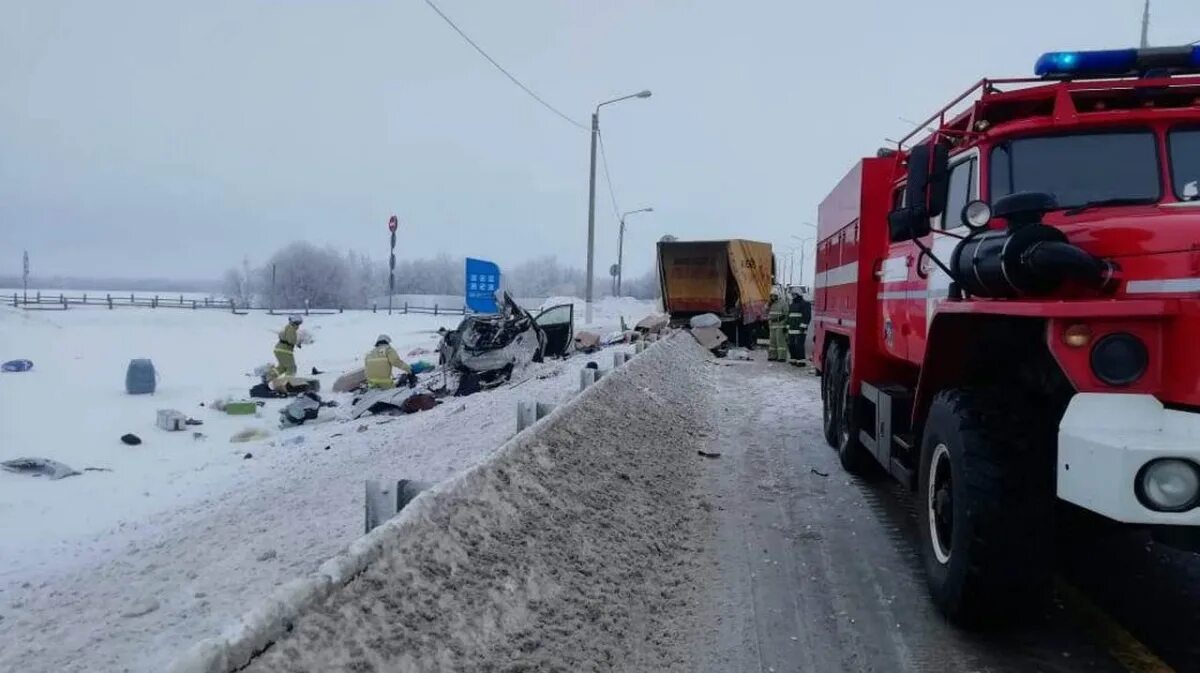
left=1059, top=393, right=1200, bottom=525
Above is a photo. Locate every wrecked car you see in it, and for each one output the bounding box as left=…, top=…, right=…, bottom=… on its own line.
left=438, top=293, right=574, bottom=393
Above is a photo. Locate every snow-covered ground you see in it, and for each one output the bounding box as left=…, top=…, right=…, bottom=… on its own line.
left=0, top=297, right=656, bottom=673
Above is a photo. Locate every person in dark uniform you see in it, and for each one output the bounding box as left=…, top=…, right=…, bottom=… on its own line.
left=787, top=290, right=812, bottom=364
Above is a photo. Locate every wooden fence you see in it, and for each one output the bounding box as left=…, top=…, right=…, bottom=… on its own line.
left=8, top=292, right=470, bottom=317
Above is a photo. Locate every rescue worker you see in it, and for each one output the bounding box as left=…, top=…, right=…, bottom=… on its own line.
left=767, top=291, right=790, bottom=362
left=365, top=334, right=413, bottom=389
left=274, top=315, right=303, bottom=375
left=787, top=290, right=812, bottom=364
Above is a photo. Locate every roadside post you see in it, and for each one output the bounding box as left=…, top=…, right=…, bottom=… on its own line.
left=387, top=215, right=399, bottom=315
left=22, top=250, right=29, bottom=305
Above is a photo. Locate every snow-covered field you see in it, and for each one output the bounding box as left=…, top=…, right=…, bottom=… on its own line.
left=0, top=298, right=656, bottom=673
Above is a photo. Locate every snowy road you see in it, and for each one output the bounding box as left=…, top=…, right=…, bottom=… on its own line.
left=689, top=355, right=1130, bottom=672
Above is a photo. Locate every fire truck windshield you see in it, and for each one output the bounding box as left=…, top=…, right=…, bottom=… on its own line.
left=989, top=130, right=1160, bottom=210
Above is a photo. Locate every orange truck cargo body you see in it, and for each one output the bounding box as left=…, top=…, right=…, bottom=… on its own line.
left=658, top=239, right=773, bottom=325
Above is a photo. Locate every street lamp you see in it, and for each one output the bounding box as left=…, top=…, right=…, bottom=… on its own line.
left=616, top=207, right=653, bottom=296
left=586, top=89, right=652, bottom=323
left=791, top=234, right=815, bottom=290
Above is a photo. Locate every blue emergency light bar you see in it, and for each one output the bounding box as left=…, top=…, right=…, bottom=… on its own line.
left=1035, top=46, right=1200, bottom=78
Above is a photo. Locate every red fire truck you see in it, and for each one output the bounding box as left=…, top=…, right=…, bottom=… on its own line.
left=812, top=46, right=1200, bottom=626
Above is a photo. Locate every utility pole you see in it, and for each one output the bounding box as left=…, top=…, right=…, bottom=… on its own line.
left=586, top=112, right=599, bottom=322
left=387, top=215, right=398, bottom=315
left=616, top=207, right=653, bottom=296
left=22, top=250, right=29, bottom=304
left=1141, top=0, right=1151, bottom=48
left=586, top=90, right=652, bottom=323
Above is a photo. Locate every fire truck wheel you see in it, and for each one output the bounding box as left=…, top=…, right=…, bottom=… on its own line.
left=821, top=342, right=843, bottom=448
left=917, top=388, right=1054, bottom=627
left=835, top=349, right=878, bottom=476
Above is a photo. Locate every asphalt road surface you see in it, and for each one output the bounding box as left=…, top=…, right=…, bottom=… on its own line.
left=687, top=352, right=1192, bottom=673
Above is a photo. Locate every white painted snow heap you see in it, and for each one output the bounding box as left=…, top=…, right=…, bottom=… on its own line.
left=169, top=334, right=714, bottom=673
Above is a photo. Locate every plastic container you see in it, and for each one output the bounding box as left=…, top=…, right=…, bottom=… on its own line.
left=224, top=401, right=258, bottom=415
left=156, top=409, right=187, bottom=431
left=126, top=359, right=157, bottom=394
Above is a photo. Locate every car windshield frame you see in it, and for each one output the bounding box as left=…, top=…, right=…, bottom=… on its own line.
left=1168, top=125, right=1200, bottom=202
left=988, top=129, right=1163, bottom=210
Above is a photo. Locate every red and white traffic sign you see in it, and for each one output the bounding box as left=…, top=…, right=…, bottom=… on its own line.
left=387, top=215, right=399, bottom=232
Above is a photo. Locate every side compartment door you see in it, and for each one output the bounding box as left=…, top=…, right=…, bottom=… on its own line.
left=533, top=303, right=575, bottom=357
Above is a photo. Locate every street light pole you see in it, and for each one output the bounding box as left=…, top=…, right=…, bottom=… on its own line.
left=616, top=206, right=653, bottom=296
left=586, top=89, right=652, bottom=323
left=586, top=112, right=599, bottom=322
left=791, top=233, right=815, bottom=290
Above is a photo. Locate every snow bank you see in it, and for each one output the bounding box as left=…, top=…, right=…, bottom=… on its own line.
left=168, top=333, right=713, bottom=673
left=539, top=295, right=659, bottom=327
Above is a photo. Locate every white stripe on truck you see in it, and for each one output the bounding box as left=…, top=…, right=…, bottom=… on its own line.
left=814, top=261, right=858, bottom=289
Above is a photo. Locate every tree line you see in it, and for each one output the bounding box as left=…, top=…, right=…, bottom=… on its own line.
left=222, top=242, right=660, bottom=309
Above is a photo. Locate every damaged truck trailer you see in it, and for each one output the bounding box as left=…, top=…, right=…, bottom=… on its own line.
left=657, top=239, right=774, bottom=346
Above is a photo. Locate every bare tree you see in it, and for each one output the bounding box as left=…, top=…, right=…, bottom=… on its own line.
left=262, top=242, right=350, bottom=309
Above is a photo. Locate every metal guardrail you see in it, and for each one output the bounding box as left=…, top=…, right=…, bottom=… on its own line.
left=8, top=292, right=471, bottom=316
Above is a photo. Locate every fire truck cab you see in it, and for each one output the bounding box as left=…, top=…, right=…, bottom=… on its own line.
left=812, top=46, right=1200, bottom=626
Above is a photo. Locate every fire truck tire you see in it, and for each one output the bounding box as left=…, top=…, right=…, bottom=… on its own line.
left=821, top=342, right=842, bottom=448
left=835, top=351, right=878, bottom=476
left=917, top=388, right=1054, bottom=627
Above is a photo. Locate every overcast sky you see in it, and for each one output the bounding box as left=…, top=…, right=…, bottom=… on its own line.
left=3, top=0, right=1197, bottom=282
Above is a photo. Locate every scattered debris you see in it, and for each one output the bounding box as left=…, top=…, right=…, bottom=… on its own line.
left=601, top=330, right=628, bottom=346
left=410, top=360, right=435, bottom=374
left=242, top=452, right=253, bottom=460
left=156, top=409, right=188, bottom=431
left=120, top=433, right=143, bottom=446
left=1, top=359, right=34, bottom=373
left=125, top=358, right=157, bottom=395
left=120, top=598, right=160, bottom=618
left=697, top=450, right=722, bottom=459
left=192, top=432, right=207, bottom=441
left=249, top=383, right=286, bottom=399
left=256, top=549, right=277, bottom=562
left=230, top=428, right=271, bottom=443
left=311, top=367, right=324, bottom=375
left=280, top=393, right=323, bottom=427
left=726, top=347, right=753, bottom=361
left=810, top=468, right=830, bottom=477
left=82, top=467, right=113, bottom=473
left=356, top=425, right=369, bottom=433
left=689, top=313, right=722, bottom=329
left=400, top=393, right=439, bottom=414
left=323, top=445, right=331, bottom=451
left=407, top=347, right=431, bottom=357
left=1, top=458, right=81, bottom=480
left=333, top=368, right=367, bottom=393
left=690, top=326, right=729, bottom=356
left=224, top=400, right=258, bottom=415
left=574, top=330, right=602, bottom=353
left=634, top=313, right=669, bottom=335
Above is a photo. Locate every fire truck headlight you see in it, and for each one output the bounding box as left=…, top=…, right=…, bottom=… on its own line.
left=1089, top=332, right=1148, bottom=386
left=961, top=200, right=992, bottom=230
left=1137, top=459, right=1200, bottom=512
